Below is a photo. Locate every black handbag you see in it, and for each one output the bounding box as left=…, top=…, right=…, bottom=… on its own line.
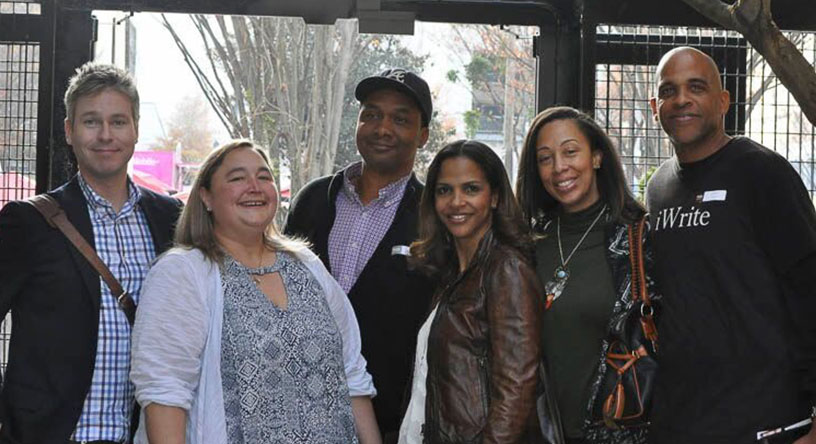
left=590, top=217, right=658, bottom=429
left=537, top=360, right=566, bottom=444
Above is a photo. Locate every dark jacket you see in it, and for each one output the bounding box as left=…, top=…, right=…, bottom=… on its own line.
left=283, top=170, right=434, bottom=437
left=537, top=217, right=658, bottom=444
left=423, top=230, right=543, bottom=444
left=0, top=176, right=182, bottom=444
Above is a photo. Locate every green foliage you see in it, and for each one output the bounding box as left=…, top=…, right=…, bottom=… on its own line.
left=463, top=109, right=481, bottom=139
left=446, top=69, right=460, bottom=83
left=416, top=111, right=457, bottom=181
left=465, top=52, right=503, bottom=84
left=636, top=166, right=658, bottom=203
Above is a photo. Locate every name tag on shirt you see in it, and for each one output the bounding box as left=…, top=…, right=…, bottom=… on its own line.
left=391, top=245, right=411, bottom=257
left=702, top=190, right=727, bottom=202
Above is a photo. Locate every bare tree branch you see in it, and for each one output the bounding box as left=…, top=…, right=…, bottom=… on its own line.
left=682, top=0, right=816, bottom=126
left=680, top=0, right=734, bottom=28
left=162, top=16, right=361, bottom=196
left=161, top=14, right=237, bottom=137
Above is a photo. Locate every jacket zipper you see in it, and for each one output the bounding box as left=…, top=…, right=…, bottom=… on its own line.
left=477, top=355, right=490, bottom=417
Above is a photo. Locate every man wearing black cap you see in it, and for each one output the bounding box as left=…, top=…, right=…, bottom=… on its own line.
left=285, top=68, right=435, bottom=442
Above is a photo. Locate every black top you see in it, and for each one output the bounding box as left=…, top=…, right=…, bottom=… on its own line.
left=646, top=137, right=816, bottom=443
left=536, top=200, right=616, bottom=438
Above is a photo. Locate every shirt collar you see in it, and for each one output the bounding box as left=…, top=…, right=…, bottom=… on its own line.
left=78, top=172, right=142, bottom=216
left=340, top=161, right=412, bottom=208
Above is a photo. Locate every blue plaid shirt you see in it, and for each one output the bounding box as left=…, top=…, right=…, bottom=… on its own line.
left=72, top=174, right=156, bottom=442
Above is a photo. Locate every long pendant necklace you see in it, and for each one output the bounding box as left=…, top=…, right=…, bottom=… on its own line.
left=544, top=204, right=607, bottom=309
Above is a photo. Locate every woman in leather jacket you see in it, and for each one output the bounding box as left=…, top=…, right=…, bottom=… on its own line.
left=516, top=107, right=658, bottom=444
left=398, top=140, right=544, bottom=444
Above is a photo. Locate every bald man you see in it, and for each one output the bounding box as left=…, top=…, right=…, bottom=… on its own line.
left=646, top=47, right=816, bottom=444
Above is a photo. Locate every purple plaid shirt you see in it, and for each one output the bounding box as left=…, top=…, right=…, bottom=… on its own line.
left=328, top=162, right=411, bottom=293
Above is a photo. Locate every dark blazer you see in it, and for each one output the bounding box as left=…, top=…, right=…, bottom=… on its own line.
left=0, top=176, right=182, bottom=443
left=284, top=170, right=434, bottom=438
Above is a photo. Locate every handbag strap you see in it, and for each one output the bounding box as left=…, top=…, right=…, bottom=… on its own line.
left=627, top=216, right=658, bottom=349
left=627, top=217, right=649, bottom=306
left=27, top=194, right=136, bottom=326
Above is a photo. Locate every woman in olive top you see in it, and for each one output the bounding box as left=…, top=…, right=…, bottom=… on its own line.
left=516, top=106, right=658, bottom=444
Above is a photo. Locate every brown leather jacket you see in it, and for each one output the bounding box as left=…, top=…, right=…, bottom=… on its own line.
left=424, top=230, right=544, bottom=443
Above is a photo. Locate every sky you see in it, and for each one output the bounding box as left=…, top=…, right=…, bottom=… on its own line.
left=94, top=11, right=230, bottom=150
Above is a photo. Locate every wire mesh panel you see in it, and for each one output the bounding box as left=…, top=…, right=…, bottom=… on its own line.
left=594, top=25, right=816, bottom=201
left=745, top=32, right=816, bottom=194
left=0, top=39, right=39, bottom=368
left=0, top=41, right=38, bottom=206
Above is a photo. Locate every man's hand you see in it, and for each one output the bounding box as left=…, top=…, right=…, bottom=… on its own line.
left=794, top=424, right=816, bottom=444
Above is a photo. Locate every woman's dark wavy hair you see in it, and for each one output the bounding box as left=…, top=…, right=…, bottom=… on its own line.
left=515, top=106, right=644, bottom=229
left=410, top=139, right=532, bottom=281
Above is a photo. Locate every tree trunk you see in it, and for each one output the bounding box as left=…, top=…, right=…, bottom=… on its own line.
left=323, top=20, right=357, bottom=178
left=681, top=0, right=816, bottom=126
left=503, top=58, right=516, bottom=181
left=163, top=15, right=360, bottom=198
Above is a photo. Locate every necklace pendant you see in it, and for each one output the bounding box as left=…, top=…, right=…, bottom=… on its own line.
left=251, top=275, right=261, bottom=285
left=543, top=266, right=569, bottom=308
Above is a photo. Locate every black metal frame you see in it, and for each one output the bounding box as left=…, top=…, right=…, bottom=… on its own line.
left=579, top=0, right=816, bottom=121
left=592, top=32, right=749, bottom=134
left=590, top=23, right=816, bottom=199
left=42, top=0, right=572, bottom=187
left=3, top=0, right=816, bottom=189
left=0, top=0, right=94, bottom=190
left=47, top=7, right=94, bottom=188
left=1, top=1, right=53, bottom=193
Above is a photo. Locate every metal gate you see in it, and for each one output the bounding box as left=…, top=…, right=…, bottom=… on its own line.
left=1, top=1, right=44, bottom=206
left=0, top=0, right=49, bottom=369
left=592, top=25, right=816, bottom=200
left=0, top=0, right=94, bottom=369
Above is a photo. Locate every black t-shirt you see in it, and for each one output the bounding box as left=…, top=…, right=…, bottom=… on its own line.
left=646, top=137, right=816, bottom=443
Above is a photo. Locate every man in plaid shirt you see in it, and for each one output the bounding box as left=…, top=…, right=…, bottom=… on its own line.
left=0, top=62, right=181, bottom=443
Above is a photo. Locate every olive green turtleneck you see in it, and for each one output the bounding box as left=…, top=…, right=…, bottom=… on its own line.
left=535, top=199, right=616, bottom=438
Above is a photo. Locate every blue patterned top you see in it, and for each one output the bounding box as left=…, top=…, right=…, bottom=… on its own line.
left=219, top=251, right=359, bottom=443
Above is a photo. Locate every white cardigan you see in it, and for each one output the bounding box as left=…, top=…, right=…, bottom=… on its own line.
left=130, top=247, right=376, bottom=444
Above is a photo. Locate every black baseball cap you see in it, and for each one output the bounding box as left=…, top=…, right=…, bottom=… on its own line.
left=355, top=68, right=432, bottom=126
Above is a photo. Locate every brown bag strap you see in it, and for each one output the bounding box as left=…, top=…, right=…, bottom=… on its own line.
left=27, top=194, right=136, bottom=326
left=627, top=217, right=649, bottom=305
left=627, top=216, right=658, bottom=349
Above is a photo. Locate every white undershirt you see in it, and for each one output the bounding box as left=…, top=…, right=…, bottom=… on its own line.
left=398, top=304, right=439, bottom=444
